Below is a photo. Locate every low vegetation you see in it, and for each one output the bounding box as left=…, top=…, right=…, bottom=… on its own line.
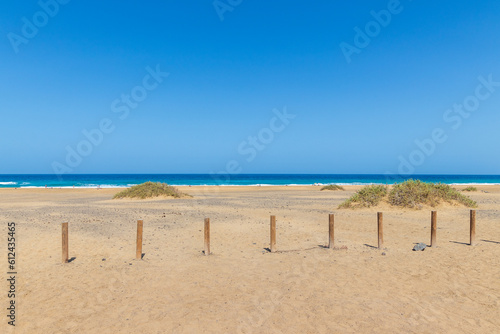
left=462, top=186, right=478, bottom=192
left=321, top=184, right=345, bottom=191
left=338, top=185, right=387, bottom=208
left=388, top=180, right=477, bottom=208
left=339, top=180, right=477, bottom=209
left=113, top=182, right=190, bottom=199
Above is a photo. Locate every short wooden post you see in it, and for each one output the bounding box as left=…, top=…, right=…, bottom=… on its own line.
left=470, top=210, right=476, bottom=246
left=136, top=220, right=143, bottom=260
left=62, top=222, right=69, bottom=263
left=431, top=211, right=437, bottom=247
left=377, top=212, right=383, bottom=249
left=270, top=215, right=276, bottom=253
left=204, top=218, right=210, bottom=255
left=328, top=213, right=335, bottom=249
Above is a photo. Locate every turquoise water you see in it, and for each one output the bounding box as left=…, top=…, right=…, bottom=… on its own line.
left=0, top=174, right=499, bottom=188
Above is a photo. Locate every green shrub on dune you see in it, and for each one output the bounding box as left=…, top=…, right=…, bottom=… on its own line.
left=388, top=180, right=476, bottom=208
left=338, top=185, right=387, bottom=208
left=320, top=184, right=345, bottom=191
left=462, top=186, right=477, bottom=192
left=338, top=180, right=477, bottom=209
left=113, top=182, right=190, bottom=199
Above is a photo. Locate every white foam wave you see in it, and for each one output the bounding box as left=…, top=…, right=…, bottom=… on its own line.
left=450, top=183, right=500, bottom=185
left=20, top=185, right=128, bottom=189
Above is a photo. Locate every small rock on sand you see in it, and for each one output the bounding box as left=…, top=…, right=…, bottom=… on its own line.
left=413, top=243, right=427, bottom=251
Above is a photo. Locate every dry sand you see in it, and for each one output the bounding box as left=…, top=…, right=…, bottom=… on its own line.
left=1, top=185, right=499, bottom=333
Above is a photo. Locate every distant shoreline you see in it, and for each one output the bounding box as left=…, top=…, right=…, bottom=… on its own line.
left=2, top=174, right=500, bottom=188
left=1, top=183, right=499, bottom=190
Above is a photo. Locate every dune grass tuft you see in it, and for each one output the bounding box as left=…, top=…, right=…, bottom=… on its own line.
left=388, top=180, right=477, bottom=209
left=338, top=180, right=477, bottom=209
left=113, top=182, right=190, bottom=199
left=462, top=186, right=478, bottom=192
left=321, top=184, right=345, bottom=191
left=338, top=185, right=387, bottom=208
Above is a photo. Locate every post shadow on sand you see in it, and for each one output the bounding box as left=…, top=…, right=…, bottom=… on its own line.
left=449, top=241, right=471, bottom=246
left=141, top=253, right=145, bottom=259
left=263, top=246, right=319, bottom=253
left=363, top=244, right=378, bottom=249
left=481, top=239, right=500, bottom=244
left=68, top=257, right=76, bottom=263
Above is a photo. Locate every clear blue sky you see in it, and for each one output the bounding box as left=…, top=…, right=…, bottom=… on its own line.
left=1, top=0, right=499, bottom=175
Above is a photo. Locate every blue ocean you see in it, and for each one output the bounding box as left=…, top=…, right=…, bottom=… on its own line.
left=0, top=174, right=499, bottom=188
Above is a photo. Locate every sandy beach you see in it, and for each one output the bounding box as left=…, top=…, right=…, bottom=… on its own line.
left=1, top=185, right=499, bottom=333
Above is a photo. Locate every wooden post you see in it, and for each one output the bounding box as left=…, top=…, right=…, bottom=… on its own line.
left=328, top=213, right=335, bottom=249
left=62, top=222, right=69, bottom=263
left=470, top=210, right=476, bottom=246
left=431, top=211, right=437, bottom=247
left=377, top=212, right=383, bottom=249
left=204, top=218, right=210, bottom=255
left=136, top=220, right=143, bottom=260
left=270, top=215, right=276, bottom=253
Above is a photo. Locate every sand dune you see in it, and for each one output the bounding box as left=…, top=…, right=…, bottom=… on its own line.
left=1, top=185, right=499, bottom=333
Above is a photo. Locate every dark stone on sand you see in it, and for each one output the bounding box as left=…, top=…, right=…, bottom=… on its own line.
left=413, top=243, right=427, bottom=251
